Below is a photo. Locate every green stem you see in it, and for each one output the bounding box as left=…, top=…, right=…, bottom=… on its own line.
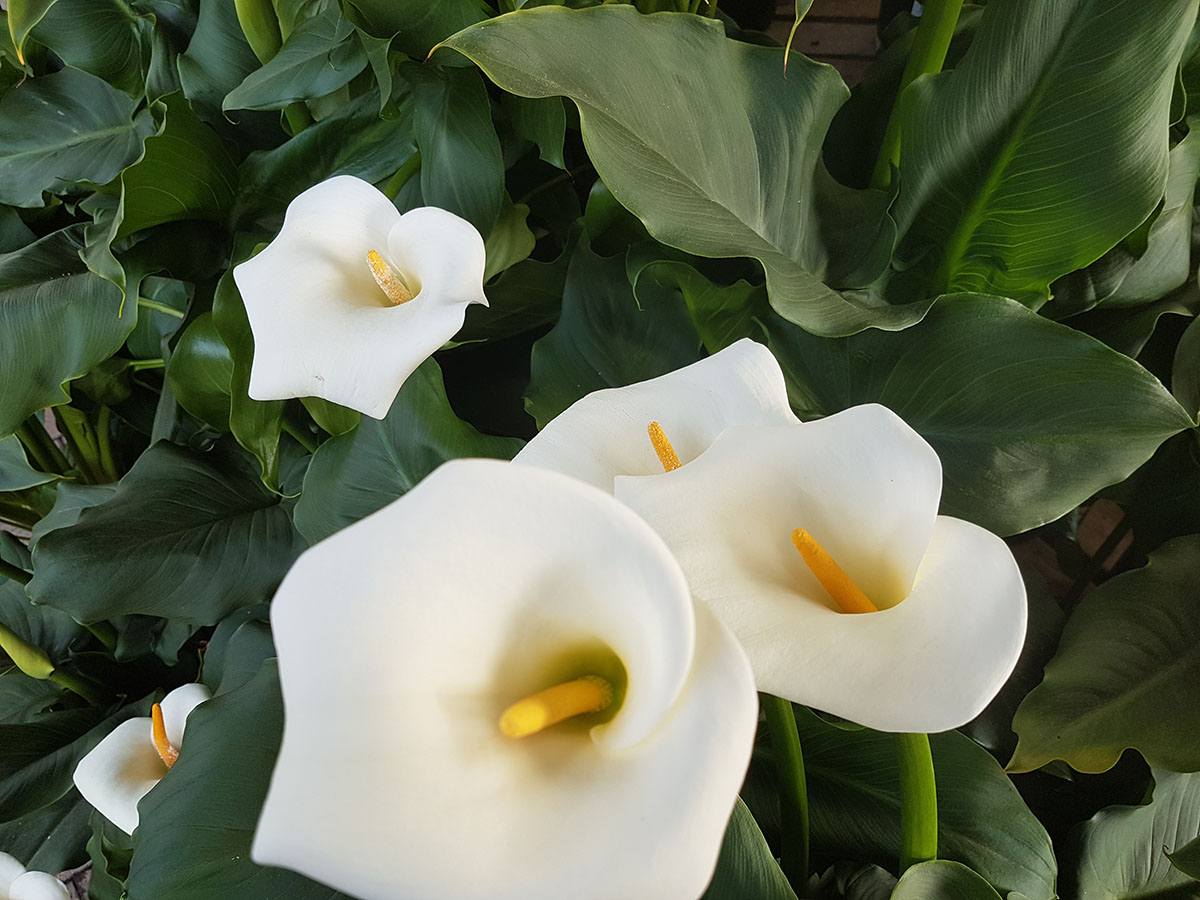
left=56, top=409, right=106, bottom=483
left=0, top=556, right=31, bottom=585
left=21, top=416, right=70, bottom=474
left=282, top=418, right=318, bottom=453
left=870, top=0, right=965, bottom=190
left=14, top=423, right=56, bottom=475
left=84, top=620, right=118, bottom=651
left=383, top=151, right=423, bottom=201
left=235, top=0, right=283, bottom=64
left=96, top=407, right=119, bottom=482
left=284, top=102, right=314, bottom=135
left=896, top=732, right=938, bottom=871
left=129, top=358, right=166, bottom=371
left=762, top=694, right=810, bottom=890
left=136, top=297, right=184, bottom=318
left=706, top=0, right=718, bottom=16
left=48, top=668, right=107, bottom=705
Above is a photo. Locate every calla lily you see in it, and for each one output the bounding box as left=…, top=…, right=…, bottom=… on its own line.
left=614, top=404, right=1027, bottom=733
left=0, top=853, right=68, bottom=900
left=253, top=459, right=758, bottom=900
left=73, top=683, right=212, bottom=834
left=513, top=338, right=799, bottom=491
left=232, top=175, right=488, bottom=419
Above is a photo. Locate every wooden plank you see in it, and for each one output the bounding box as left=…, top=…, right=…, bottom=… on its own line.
left=774, top=0, right=881, bottom=20
left=765, top=20, right=879, bottom=56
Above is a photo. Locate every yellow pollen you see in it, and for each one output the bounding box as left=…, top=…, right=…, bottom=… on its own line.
left=151, top=702, right=179, bottom=768
left=791, top=528, right=878, bottom=614
left=499, top=675, right=614, bottom=739
left=366, top=249, right=414, bottom=305
left=647, top=421, right=682, bottom=472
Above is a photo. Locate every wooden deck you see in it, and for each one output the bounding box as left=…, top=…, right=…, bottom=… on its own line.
left=767, top=0, right=883, bottom=84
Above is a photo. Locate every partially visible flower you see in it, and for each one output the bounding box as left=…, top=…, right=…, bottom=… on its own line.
left=73, top=683, right=211, bottom=834
left=513, top=338, right=799, bottom=492
left=253, top=459, right=758, bottom=900
left=615, top=404, right=1027, bottom=733
left=0, top=852, right=69, bottom=900
left=232, top=175, right=488, bottom=419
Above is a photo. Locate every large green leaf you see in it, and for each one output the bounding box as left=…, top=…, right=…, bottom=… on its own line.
left=1009, top=536, right=1200, bottom=774
left=750, top=708, right=1058, bottom=900
left=889, top=861, right=1003, bottom=900
left=126, top=661, right=354, bottom=900
left=176, top=0, right=263, bottom=119
left=30, top=0, right=152, bottom=96
left=0, top=227, right=132, bottom=438
left=167, top=312, right=234, bottom=432
left=5, top=0, right=59, bottom=64
left=890, top=0, right=1196, bottom=305
left=224, top=4, right=368, bottom=112
left=0, top=537, right=84, bottom=665
left=0, top=66, right=153, bottom=208
left=0, top=435, right=55, bottom=491
left=1175, top=316, right=1200, bottom=419
left=701, top=798, right=797, bottom=900
left=293, top=359, right=523, bottom=543
left=1169, top=835, right=1200, bottom=880
left=28, top=441, right=304, bottom=625
left=408, top=62, right=504, bottom=234
left=0, top=789, right=91, bottom=874
left=346, top=0, right=488, bottom=57
left=443, top=6, right=924, bottom=338
left=764, top=294, right=1193, bottom=535
left=525, top=240, right=702, bottom=428
left=1074, top=770, right=1200, bottom=900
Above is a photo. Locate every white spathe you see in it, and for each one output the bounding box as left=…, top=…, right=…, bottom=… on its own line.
left=232, top=175, right=488, bottom=419
left=0, top=853, right=68, bottom=900
left=615, top=404, right=1028, bottom=734
left=253, top=459, right=758, bottom=900
left=513, top=338, right=799, bottom=491
left=72, top=682, right=211, bottom=835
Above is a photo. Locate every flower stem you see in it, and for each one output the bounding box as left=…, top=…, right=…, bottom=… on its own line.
left=14, top=422, right=56, bottom=475
left=896, top=732, right=938, bottom=871
left=761, top=694, right=809, bottom=890
left=284, top=103, right=314, bottom=135
left=19, top=417, right=69, bottom=474
left=282, top=418, right=318, bottom=453
left=96, top=406, right=120, bottom=483
left=85, top=620, right=118, bottom=651
left=870, top=0, right=965, bottom=190
left=383, top=151, right=423, bottom=201
left=48, top=668, right=108, bottom=705
left=56, top=408, right=107, bottom=483
left=0, top=556, right=31, bottom=586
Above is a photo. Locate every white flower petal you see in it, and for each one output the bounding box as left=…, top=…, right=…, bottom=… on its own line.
left=8, top=872, right=69, bottom=900
left=617, top=407, right=1026, bottom=732
left=253, top=459, right=757, bottom=900
left=514, top=338, right=799, bottom=492
left=159, top=682, right=212, bottom=748
left=72, top=717, right=165, bottom=835
left=233, top=175, right=487, bottom=419
left=0, top=851, right=26, bottom=893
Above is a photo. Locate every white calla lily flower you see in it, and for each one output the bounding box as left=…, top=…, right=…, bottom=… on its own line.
left=232, top=175, right=488, bottom=419
left=615, top=404, right=1027, bottom=734
left=513, top=338, right=799, bottom=491
left=0, top=853, right=68, bottom=900
left=73, top=682, right=211, bottom=834
left=253, top=459, right=758, bottom=900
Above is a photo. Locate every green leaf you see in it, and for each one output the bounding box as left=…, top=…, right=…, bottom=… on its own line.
left=0, top=67, right=154, bottom=208
left=117, top=92, right=239, bottom=240
left=211, top=265, right=283, bottom=489
left=29, top=482, right=117, bottom=551
left=764, top=294, right=1193, bottom=535
left=0, top=435, right=55, bottom=491
left=701, top=798, right=798, bottom=900
left=0, top=668, right=62, bottom=724
left=0, top=705, right=109, bottom=822
left=346, top=0, right=488, bottom=57
left=457, top=229, right=573, bottom=343
left=232, top=88, right=415, bottom=229
left=0, top=205, right=35, bottom=254
left=890, top=0, right=1196, bottom=305
left=755, top=708, right=1057, bottom=900
left=484, top=196, right=536, bottom=280
left=224, top=5, right=368, bottom=112
left=0, top=790, right=91, bottom=874
left=126, top=661, right=355, bottom=900
left=443, top=6, right=923, bottom=338
left=166, top=312, right=234, bottom=431
left=31, top=0, right=152, bottom=96
left=1075, top=770, right=1200, bottom=899
left=0, top=544, right=84, bottom=665
left=0, top=227, right=132, bottom=438
left=299, top=397, right=360, bottom=437
left=197, top=606, right=274, bottom=697
left=633, top=260, right=766, bottom=354
left=1009, top=536, right=1200, bottom=774
left=889, top=861, right=1003, bottom=900
left=408, top=62, right=504, bottom=234
left=525, top=239, right=702, bottom=428
left=1175, top=316, right=1200, bottom=419
left=176, top=0, right=263, bottom=119
left=127, top=274, right=189, bottom=360
left=293, top=358, right=523, bottom=543
left=28, top=441, right=304, bottom=624
left=1169, top=834, right=1200, bottom=879
left=5, top=0, right=59, bottom=64
left=502, top=93, right=566, bottom=169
